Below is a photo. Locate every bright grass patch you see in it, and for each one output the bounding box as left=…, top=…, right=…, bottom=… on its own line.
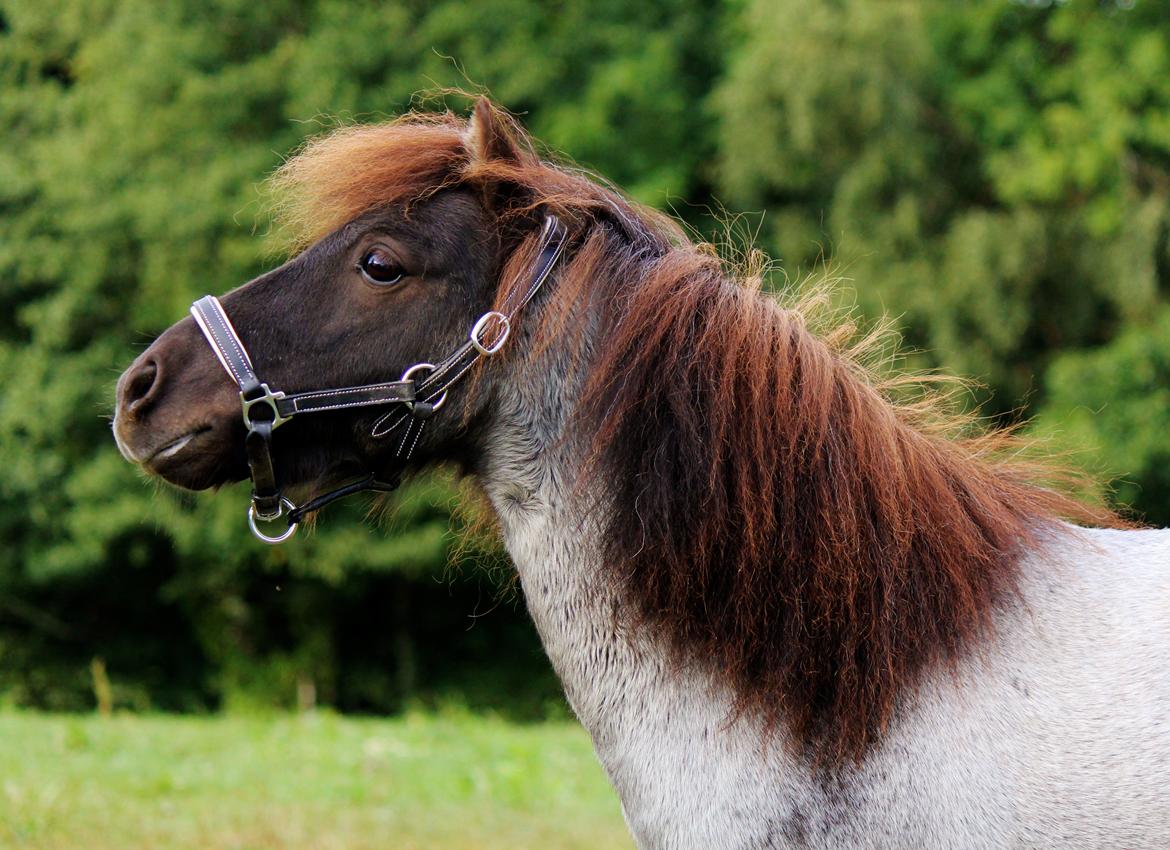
left=0, top=710, right=631, bottom=850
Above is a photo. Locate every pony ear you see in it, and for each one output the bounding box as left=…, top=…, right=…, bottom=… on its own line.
left=465, top=98, right=522, bottom=165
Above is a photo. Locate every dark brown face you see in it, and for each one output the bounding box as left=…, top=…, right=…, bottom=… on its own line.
left=113, top=190, right=501, bottom=494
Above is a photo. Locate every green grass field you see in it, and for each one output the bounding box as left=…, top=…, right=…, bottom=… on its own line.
left=0, top=710, right=633, bottom=850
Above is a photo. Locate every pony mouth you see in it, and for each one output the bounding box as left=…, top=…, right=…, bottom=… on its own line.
left=147, top=426, right=212, bottom=464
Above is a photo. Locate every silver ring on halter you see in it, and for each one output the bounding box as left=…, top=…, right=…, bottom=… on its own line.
left=470, top=311, right=511, bottom=356
left=247, top=497, right=298, bottom=544
left=401, top=362, right=449, bottom=412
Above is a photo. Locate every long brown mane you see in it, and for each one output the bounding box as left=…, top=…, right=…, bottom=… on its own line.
left=272, top=99, right=1119, bottom=764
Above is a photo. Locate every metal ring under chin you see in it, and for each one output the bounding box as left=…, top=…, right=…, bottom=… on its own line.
left=247, top=497, right=299, bottom=544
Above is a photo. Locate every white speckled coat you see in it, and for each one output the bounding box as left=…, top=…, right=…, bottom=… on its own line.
left=478, top=350, right=1170, bottom=849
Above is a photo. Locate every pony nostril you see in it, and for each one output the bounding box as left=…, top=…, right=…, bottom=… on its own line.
left=123, top=359, right=161, bottom=414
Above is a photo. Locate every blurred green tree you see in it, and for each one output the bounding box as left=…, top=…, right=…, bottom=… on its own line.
left=714, top=0, right=1170, bottom=522
left=1040, top=305, right=1170, bottom=525
left=716, top=0, right=1165, bottom=409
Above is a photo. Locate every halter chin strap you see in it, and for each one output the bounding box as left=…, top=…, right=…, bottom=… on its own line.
left=190, top=214, right=567, bottom=543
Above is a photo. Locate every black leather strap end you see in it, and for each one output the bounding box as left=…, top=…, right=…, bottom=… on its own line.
left=244, top=422, right=281, bottom=518
left=286, top=472, right=404, bottom=525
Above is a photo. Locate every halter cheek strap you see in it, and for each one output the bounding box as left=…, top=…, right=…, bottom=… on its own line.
left=189, top=214, right=567, bottom=544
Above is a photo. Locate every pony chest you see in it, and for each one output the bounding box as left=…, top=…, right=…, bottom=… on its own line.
left=500, top=503, right=813, bottom=846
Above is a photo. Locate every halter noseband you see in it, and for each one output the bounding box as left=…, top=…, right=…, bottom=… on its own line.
left=190, top=214, right=567, bottom=544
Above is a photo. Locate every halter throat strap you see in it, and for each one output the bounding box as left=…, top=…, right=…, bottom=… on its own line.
left=189, top=214, right=567, bottom=543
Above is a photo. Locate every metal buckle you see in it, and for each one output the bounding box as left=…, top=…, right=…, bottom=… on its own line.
left=470, top=311, right=511, bottom=356
left=240, top=383, right=291, bottom=430
left=247, top=497, right=298, bottom=544
left=401, top=362, right=448, bottom=411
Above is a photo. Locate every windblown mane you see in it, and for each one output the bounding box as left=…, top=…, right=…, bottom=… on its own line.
left=563, top=238, right=1121, bottom=764
left=272, top=100, right=1119, bottom=764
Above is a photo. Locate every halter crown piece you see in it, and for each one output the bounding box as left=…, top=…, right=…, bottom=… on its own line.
left=190, top=214, right=568, bottom=543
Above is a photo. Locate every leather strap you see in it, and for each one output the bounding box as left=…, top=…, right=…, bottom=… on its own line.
left=280, top=381, right=415, bottom=416
left=285, top=473, right=401, bottom=525
left=191, top=295, right=258, bottom=389
left=191, top=296, right=416, bottom=426
left=244, top=420, right=281, bottom=519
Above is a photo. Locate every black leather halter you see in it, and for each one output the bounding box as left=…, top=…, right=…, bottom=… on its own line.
left=190, top=214, right=567, bottom=543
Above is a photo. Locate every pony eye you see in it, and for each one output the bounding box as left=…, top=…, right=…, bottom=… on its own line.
left=357, top=247, right=405, bottom=286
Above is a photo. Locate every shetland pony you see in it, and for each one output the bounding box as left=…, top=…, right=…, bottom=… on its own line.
left=114, top=99, right=1170, bottom=848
